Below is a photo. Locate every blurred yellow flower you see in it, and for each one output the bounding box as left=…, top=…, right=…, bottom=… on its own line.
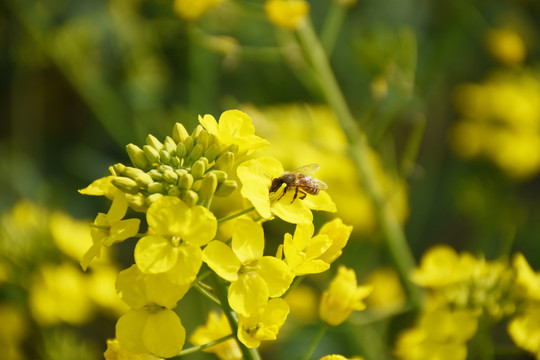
left=395, top=298, right=479, bottom=360
left=486, top=27, right=526, bottom=66
left=450, top=69, right=540, bottom=179
left=264, top=0, right=309, bottom=30
left=173, top=0, right=223, bottom=21
left=365, top=267, right=406, bottom=312
left=49, top=211, right=93, bottom=262
left=285, top=284, right=318, bottom=322
left=190, top=311, right=242, bottom=360
left=0, top=304, right=27, bottom=360
left=513, top=252, right=540, bottom=300
left=29, top=262, right=94, bottom=325
left=410, top=244, right=477, bottom=288
left=319, top=266, right=372, bottom=326
left=320, top=355, right=363, bottom=360
left=508, top=303, right=540, bottom=357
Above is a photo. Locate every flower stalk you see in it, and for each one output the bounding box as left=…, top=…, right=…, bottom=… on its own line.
left=295, top=19, right=422, bottom=307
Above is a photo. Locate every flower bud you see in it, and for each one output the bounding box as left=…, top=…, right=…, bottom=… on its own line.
left=126, top=143, right=149, bottom=170
left=143, top=145, right=160, bottom=164
left=167, top=185, right=182, bottom=197
left=164, top=136, right=177, bottom=154
left=170, top=156, right=180, bottom=168
left=172, top=122, right=190, bottom=143
left=147, top=182, right=165, bottom=194
left=159, top=149, right=171, bottom=164
left=123, top=166, right=146, bottom=181
left=215, top=152, right=235, bottom=172
left=112, top=177, right=140, bottom=195
left=178, top=172, right=194, bottom=190
left=146, top=134, right=163, bottom=151
left=191, top=124, right=203, bottom=138
left=182, top=190, right=199, bottom=207
left=176, top=142, right=186, bottom=159
left=214, top=179, right=237, bottom=197
left=146, top=193, right=163, bottom=206
left=134, top=172, right=153, bottom=188
left=147, top=169, right=162, bottom=181
left=192, top=159, right=206, bottom=179
left=209, top=170, right=227, bottom=183
left=187, top=143, right=204, bottom=163
left=199, top=172, right=218, bottom=200
left=111, top=163, right=127, bottom=176
left=196, top=130, right=209, bottom=151
left=163, top=169, right=179, bottom=183
left=158, top=164, right=174, bottom=173
left=183, top=136, right=194, bottom=155
left=204, top=144, right=220, bottom=163
left=127, top=194, right=147, bottom=212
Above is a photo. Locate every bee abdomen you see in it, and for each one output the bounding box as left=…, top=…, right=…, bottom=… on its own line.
left=303, top=186, right=319, bottom=195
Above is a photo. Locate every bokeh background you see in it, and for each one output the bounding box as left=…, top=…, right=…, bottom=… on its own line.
left=1, top=0, right=540, bottom=359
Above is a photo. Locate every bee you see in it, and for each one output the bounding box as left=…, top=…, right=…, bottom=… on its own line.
left=269, top=164, right=328, bottom=203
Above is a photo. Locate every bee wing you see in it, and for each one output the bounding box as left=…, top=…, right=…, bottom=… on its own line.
left=290, top=163, right=320, bottom=175
left=313, top=178, right=328, bottom=190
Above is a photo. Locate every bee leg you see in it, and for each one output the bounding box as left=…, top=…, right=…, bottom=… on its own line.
left=291, top=186, right=300, bottom=203
left=298, top=190, right=307, bottom=200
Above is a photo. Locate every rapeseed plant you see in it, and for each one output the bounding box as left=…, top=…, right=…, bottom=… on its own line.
left=80, top=110, right=362, bottom=359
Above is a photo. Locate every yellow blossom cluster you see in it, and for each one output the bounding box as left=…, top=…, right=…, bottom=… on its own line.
left=0, top=200, right=128, bottom=359
left=450, top=69, right=540, bottom=180
left=395, top=244, right=540, bottom=360
left=80, top=110, right=371, bottom=359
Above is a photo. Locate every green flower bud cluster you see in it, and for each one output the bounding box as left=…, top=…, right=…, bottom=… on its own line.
left=111, top=123, right=238, bottom=208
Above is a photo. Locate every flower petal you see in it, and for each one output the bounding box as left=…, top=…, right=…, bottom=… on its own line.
left=134, top=235, right=177, bottom=274
left=237, top=160, right=272, bottom=219
left=232, top=219, right=264, bottom=264
left=229, top=273, right=268, bottom=317
left=202, top=241, right=241, bottom=282
left=271, top=197, right=313, bottom=224
left=147, top=196, right=190, bottom=237
left=107, top=193, right=129, bottom=222
left=257, top=257, right=294, bottom=297
left=183, top=206, right=217, bottom=247
left=116, top=309, right=148, bottom=354
left=143, top=309, right=186, bottom=358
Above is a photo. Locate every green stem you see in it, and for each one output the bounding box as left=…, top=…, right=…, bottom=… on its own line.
left=295, top=20, right=422, bottom=308
left=320, top=2, right=347, bottom=56
left=301, top=323, right=329, bottom=360
left=217, top=206, right=256, bottom=224
left=174, top=334, right=235, bottom=357
left=192, top=282, right=221, bottom=307
left=212, top=274, right=262, bottom=360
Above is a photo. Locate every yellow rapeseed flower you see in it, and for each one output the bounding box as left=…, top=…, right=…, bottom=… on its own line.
left=104, top=338, right=164, bottom=360
left=81, top=193, right=140, bottom=271
left=264, top=0, right=309, bottom=30
left=199, top=110, right=269, bottom=156
left=190, top=311, right=242, bottom=360
left=237, top=298, right=290, bottom=348
left=319, top=266, right=372, bottom=326
left=202, top=219, right=294, bottom=316
left=134, top=196, right=216, bottom=284
left=237, top=156, right=336, bottom=224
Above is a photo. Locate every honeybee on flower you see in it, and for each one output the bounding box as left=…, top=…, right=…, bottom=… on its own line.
left=269, top=164, right=328, bottom=203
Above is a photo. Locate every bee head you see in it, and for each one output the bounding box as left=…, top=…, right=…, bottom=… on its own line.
left=269, top=177, right=284, bottom=193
